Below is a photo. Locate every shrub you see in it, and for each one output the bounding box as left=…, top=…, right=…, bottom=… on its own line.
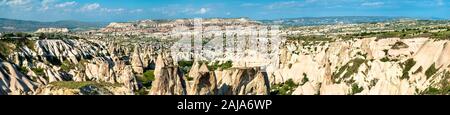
left=351, top=84, right=364, bottom=95
left=270, top=79, right=299, bottom=95
left=178, top=60, right=193, bottom=73
left=391, top=41, right=409, bottom=49
left=18, top=66, right=28, bottom=74
left=31, top=68, right=45, bottom=76
left=300, top=73, right=309, bottom=85
left=421, top=71, right=450, bottom=95
left=425, top=63, right=438, bottom=79
left=332, top=58, right=366, bottom=83
left=178, top=60, right=193, bottom=67
left=380, top=57, right=390, bottom=62
left=137, top=70, right=155, bottom=88
left=186, top=76, right=194, bottom=81
left=135, top=88, right=149, bottom=95
left=382, top=49, right=389, bottom=55
left=143, top=70, right=155, bottom=81
left=60, top=60, right=73, bottom=72
left=210, top=61, right=233, bottom=70
left=50, top=81, right=121, bottom=89
left=413, top=66, right=423, bottom=74
left=400, top=59, right=416, bottom=79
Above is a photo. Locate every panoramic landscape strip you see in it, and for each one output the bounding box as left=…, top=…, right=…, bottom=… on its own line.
left=0, top=0, right=449, bottom=95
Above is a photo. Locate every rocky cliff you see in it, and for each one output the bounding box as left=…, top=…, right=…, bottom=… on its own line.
left=271, top=38, right=450, bottom=95
left=1, top=36, right=448, bottom=95
left=0, top=38, right=145, bottom=95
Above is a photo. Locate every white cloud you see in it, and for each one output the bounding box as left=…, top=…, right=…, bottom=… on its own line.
left=153, top=5, right=211, bottom=16
left=4, top=0, right=31, bottom=6
left=80, top=3, right=100, bottom=11
left=196, top=7, right=209, bottom=14
left=361, top=2, right=384, bottom=7
left=0, top=0, right=33, bottom=11
left=39, top=0, right=55, bottom=11
left=55, top=1, right=77, bottom=8
left=267, top=1, right=304, bottom=9
left=151, top=5, right=180, bottom=16
left=101, top=8, right=124, bottom=13
left=130, top=9, right=143, bottom=13
left=240, top=3, right=260, bottom=7
left=78, top=3, right=126, bottom=13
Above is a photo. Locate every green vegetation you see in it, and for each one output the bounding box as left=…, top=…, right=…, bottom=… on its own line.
left=0, top=37, right=36, bottom=59
left=421, top=87, right=448, bottom=95
left=0, top=41, right=14, bottom=59
left=420, top=71, right=450, bottom=95
left=300, top=73, right=309, bottom=86
left=413, top=66, right=423, bottom=74
left=356, top=51, right=368, bottom=59
left=425, top=63, right=439, bottom=79
left=287, top=35, right=333, bottom=41
left=337, top=27, right=450, bottom=40
left=332, top=58, right=367, bottom=83
left=382, top=49, right=389, bottom=55
left=31, top=68, right=45, bottom=76
left=380, top=57, right=390, bottom=62
left=380, top=56, right=399, bottom=62
left=135, top=88, right=149, bottom=95
left=287, top=35, right=333, bottom=47
left=369, top=79, right=379, bottom=89
left=391, top=41, right=409, bottom=49
left=209, top=61, right=233, bottom=70
left=186, top=76, right=194, bottom=81
left=37, top=33, right=80, bottom=39
left=143, top=70, right=155, bottom=81
left=178, top=60, right=193, bottom=73
left=18, top=66, right=28, bottom=74
left=351, top=84, right=364, bottom=95
left=379, top=49, right=400, bottom=62
left=135, top=70, right=155, bottom=95
left=430, top=30, right=450, bottom=40
left=0, top=18, right=105, bottom=32
left=75, top=59, right=88, bottom=71
left=399, top=59, right=416, bottom=79
left=270, top=79, right=299, bottom=95
left=60, top=60, right=74, bottom=72
left=1, top=32, right=32, bottom=38
left=137, top=70, right=155, bottom=88
left=50, top=81, right=121, bottom=89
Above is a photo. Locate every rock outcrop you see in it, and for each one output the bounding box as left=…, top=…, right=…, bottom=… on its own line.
left=276, top=38, right=450, bottom=95
left=215, top=67, right=270, bottom=95
left=187, top=63, right=217, bottom=95
left=149, top=54, right=187, bottom=95
left=0, top=61, right=38, bottom=95
left=35, top=83, right=134, bottom=95
left=131, top=45, right=144, bottom=74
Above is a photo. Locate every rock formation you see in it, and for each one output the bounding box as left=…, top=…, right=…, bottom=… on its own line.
left=187, top=63, right=217, bottom=95
left=215, top=67, right=270, bottom=95
left=35, top=83, right=134, bottom=95
left=149, top=54, right=187, bottom=95
left=275, top=38, right=450, bottom=95
left=0, top=61, right=38, bottom=95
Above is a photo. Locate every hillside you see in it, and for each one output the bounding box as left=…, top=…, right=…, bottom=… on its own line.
left=0, top=18, right=107, bottom=32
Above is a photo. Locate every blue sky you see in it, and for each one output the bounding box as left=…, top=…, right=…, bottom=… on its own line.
left=0, top=0, right=449, bottom=22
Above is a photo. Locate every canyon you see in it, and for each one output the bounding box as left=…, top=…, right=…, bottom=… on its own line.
left=1, top=18, right=449, bottom=95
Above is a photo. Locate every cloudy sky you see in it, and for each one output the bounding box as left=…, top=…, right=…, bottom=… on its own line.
left=0, top=0, right=449, bottom=22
